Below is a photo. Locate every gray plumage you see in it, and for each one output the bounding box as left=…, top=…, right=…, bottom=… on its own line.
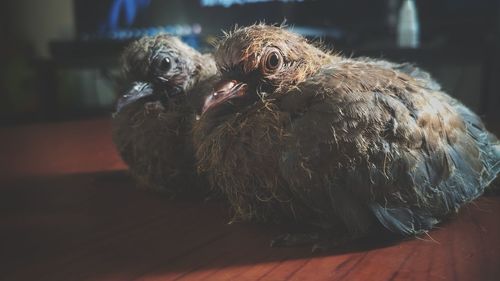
left=112, top=34, right=216, bottom=193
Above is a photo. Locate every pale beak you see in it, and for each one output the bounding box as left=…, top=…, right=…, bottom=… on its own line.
left=201, top=80, right=248, bottom=115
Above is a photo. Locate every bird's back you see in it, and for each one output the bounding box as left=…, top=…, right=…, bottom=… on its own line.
left=278, top=58, right=500, bottom=236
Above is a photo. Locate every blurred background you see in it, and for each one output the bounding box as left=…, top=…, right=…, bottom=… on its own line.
left=1, top=0, right=499, bottom=126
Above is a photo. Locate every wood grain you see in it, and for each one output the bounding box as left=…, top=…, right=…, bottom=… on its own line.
left=0, top=118, right=499, bottom=281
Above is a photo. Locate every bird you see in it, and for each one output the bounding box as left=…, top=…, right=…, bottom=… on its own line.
left=193, top=24, right=500, bottom=248
left=112, top=34, right=217, bottom=194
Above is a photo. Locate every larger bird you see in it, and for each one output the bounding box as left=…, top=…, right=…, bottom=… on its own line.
left=112, top=34, right=216, bottom=194
left=194, top=25, right=500, bottom=247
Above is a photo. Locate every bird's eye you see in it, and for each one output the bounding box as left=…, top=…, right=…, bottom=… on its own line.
left=267, top=52, right=280, bottom=69
left=160, top=57, right=172, bottom=72
left=261, top=48, right=283, bottom=74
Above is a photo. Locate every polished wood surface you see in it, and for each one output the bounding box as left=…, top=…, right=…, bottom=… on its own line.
left=1, top=118, right=499, bottom=281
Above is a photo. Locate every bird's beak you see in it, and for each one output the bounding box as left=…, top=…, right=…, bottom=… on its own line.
left=115, top=82, right=154, bottom=113
left=201, top=80, right=248, bottom=115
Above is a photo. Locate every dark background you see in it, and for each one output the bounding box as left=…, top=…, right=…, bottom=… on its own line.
left=1, top=0, right=499, bottom=126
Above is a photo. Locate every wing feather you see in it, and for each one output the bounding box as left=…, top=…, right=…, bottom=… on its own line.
left=278, top=59, right=499, bottom=235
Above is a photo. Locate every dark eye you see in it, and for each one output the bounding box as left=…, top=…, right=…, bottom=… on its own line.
left=160, top=57, right=171, bottom=72
left=261, top=48, right=283, bottom=74
left=267, top=52, right=280, bottom=70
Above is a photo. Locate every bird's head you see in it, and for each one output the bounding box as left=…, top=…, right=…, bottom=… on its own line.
left=116, top=34, right=209, bottom=113
left=201, top=24, right=333, bottom=116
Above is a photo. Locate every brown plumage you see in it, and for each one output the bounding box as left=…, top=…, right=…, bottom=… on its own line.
left=193, top=25, right=500, bottom=247
left=112, top=34, right=216, bottom=194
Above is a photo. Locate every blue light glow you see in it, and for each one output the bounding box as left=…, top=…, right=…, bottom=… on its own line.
left=201, top=0, right=303, bottom=8
left=106, top=0, right=151, bottom=31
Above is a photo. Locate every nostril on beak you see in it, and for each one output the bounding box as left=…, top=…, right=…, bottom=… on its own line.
left=214, top=80, right=237, bottom=94
left=213, top=89, right=224, bottom=98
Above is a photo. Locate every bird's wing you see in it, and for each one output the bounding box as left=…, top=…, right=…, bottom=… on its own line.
left=278, top=61, right=500, bottom=235
left=352, top=57, right=442, bottom=91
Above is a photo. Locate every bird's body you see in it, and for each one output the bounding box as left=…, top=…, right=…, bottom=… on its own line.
left=112, top=34, right=216, bottom=193
left=194, top=25, right=499, bottom=244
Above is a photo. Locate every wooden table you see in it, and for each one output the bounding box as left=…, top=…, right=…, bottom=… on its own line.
left=1, top=118, right=499, bottom=281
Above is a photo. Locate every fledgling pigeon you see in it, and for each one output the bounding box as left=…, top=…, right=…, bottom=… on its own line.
left=193, top=25, right=500, bottom=247
left=112, top=34, right=216, bottom=194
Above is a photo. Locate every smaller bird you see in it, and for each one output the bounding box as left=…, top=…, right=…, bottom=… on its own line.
left=112, top=34, right=216, bottom=194
left=193, top=25, right=500, bottom=248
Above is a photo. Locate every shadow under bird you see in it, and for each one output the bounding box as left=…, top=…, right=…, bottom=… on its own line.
left=112, top=34, right=216, bottom=194
left=193, top=24, right=500, bottom=248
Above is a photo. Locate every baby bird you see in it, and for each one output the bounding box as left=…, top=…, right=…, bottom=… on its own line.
left=112, top=34, right=216, bottom=194
left=193, top=25, right=500, bottom=247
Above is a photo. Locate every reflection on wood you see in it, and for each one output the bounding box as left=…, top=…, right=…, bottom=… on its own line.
left=0, top=119, right=498, bottom=281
